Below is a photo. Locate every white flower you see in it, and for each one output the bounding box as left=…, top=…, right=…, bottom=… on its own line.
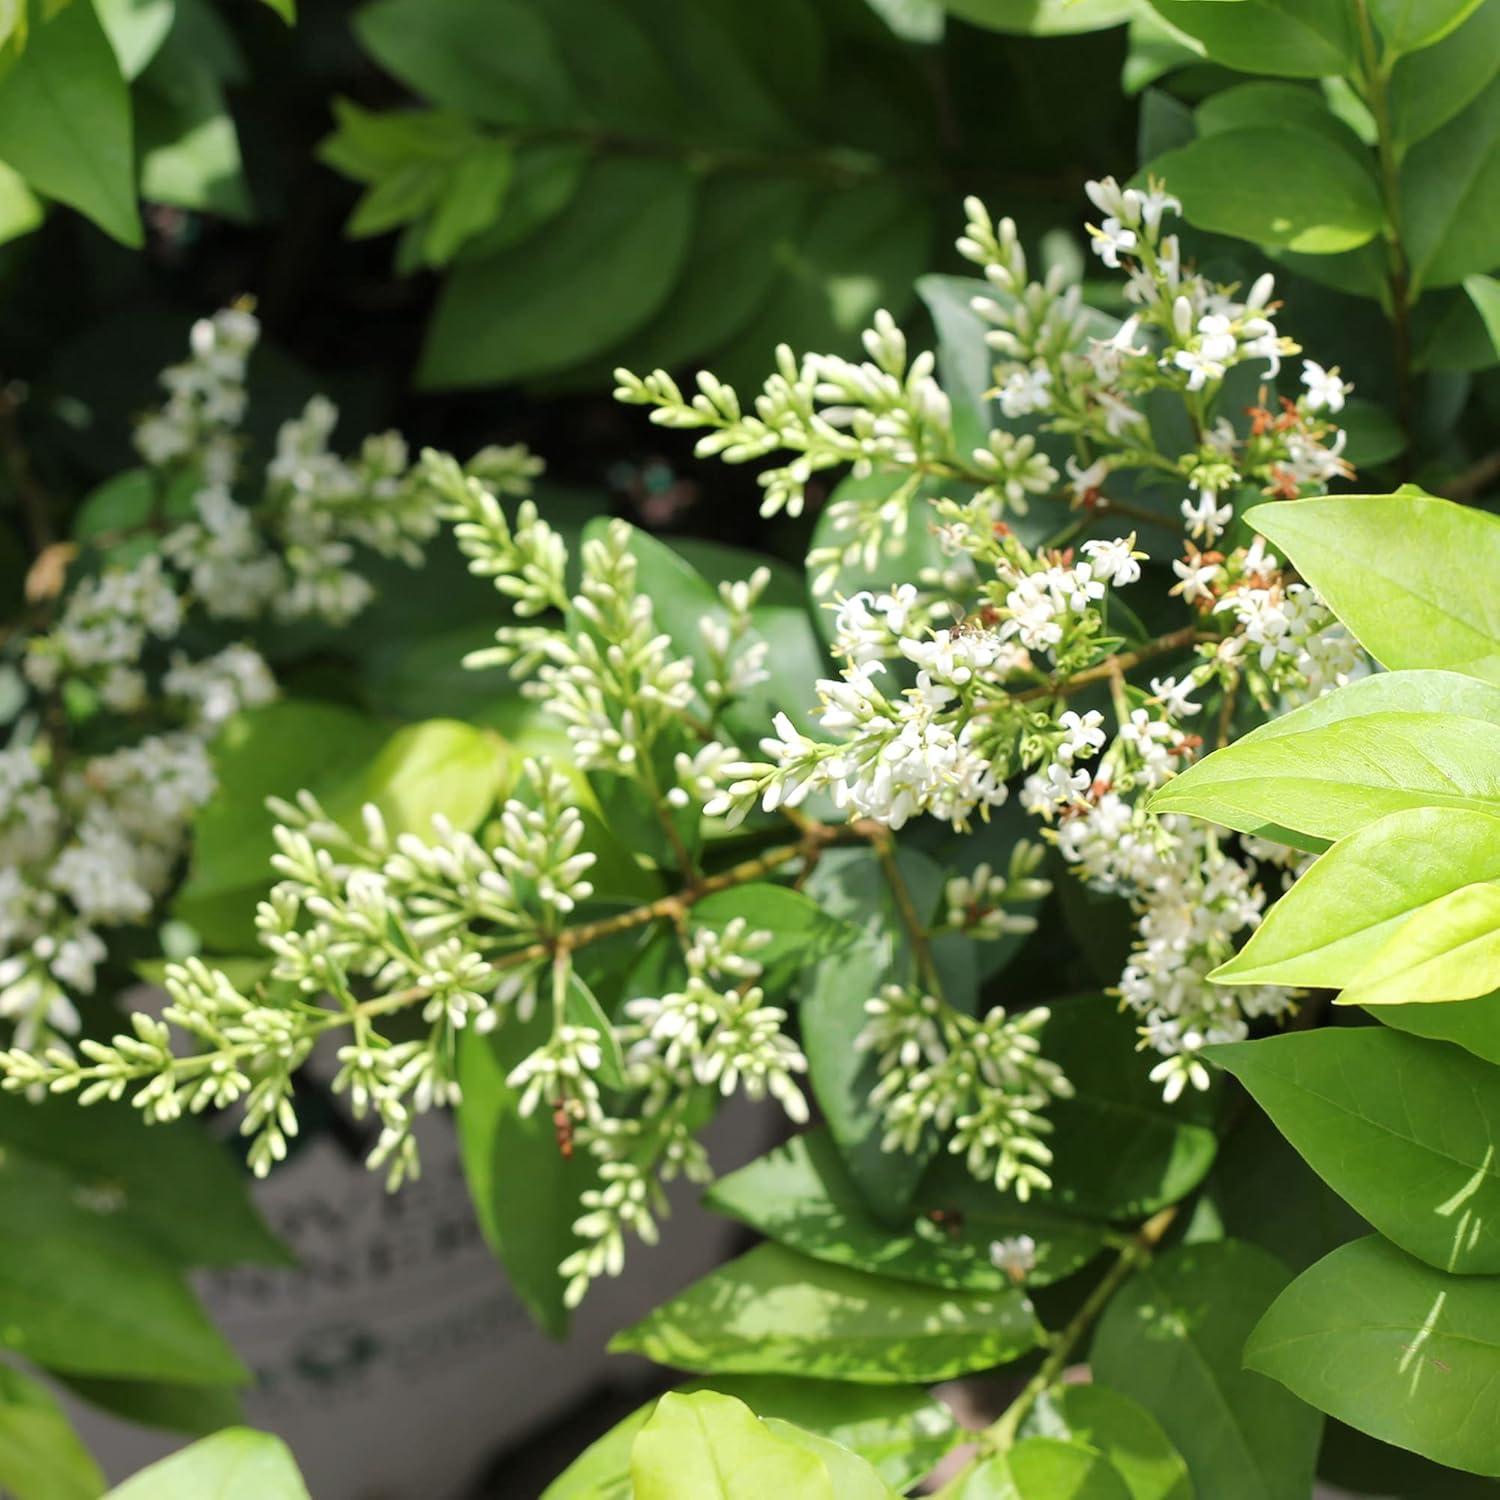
left=1081, top=534, right=1143, bottom=587
left=1300, top=359, right=1350, bottom=413
left=1181, top=490, right=1233, bottom=543
left=1056, top=709, right=1106, bottom=762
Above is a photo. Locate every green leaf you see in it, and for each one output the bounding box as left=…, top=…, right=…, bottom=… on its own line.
left=628, top=1391, right=833, bottom=1499
left=563, top=972, right=626, bottom=1090
left=1246, top=1236, right=1500, bottom=1477
left=0, top=1150, right=247, bottom=1385
left=762, top=1419, right=902, bottom=1500
left=1389, top=0, right=1500, bottom=146
left=1401, top=75, right=1500, bottom=290
left=453, top=140, right=589, bottom=258
left=346, top=718, right=501, bottom=838
left=689, top=885, right=859, bottom=996
left=455, top=1007, right=599, bottom=1337
left=1370, top=0, right=1485, bottom=55
left=1155, top=667, right=1500, bottom=835
left=707, top=1129, right=1108, bottom=1291
left=1145, top=127, right=1381, bottom=254
left=1376, top=987, right=1500, bottom=1065
left=136, top=38, right=253, bottom=222
left=1195, top=80, right=1366, bottom=160
left=540, top=1377, right=958, bottom=1499
left=0, top=1365, right=105, bottom=1500
left=419, top=155, right=695, bottom=387
left=917, top=274, right=995, bottom=454
left=1150, top=712, right=1500, bottom=849
left=1210, top=807, right=1500, bottom=990
left=1340, top=879, right=1500, bottom=1006
left=62, top=1374, right=242, bottom=1436
left=106, top=1428, right=309, bottom=1498
left=1209, top=1028, right=1500, bottom=1273
left=1248, top=495, right=1500, bottom=683
left=961, top=1437, right=1133, bottom=1499
left=1142, top=0, right=1357, bottom=77
left=610, top=1242, right=1041, bottom=1384
left=354, top=0, right=576, bottom=127
left=0, top=1093, right=287, bottom=1268
left=258, top=0, right=294, bottom=21
left=1027, top=1385, right=1193, bottom=1500
left=940, top=0, right=1133, bottom=33
left=0, top=0, right=141, bottom=246
left=1092, top=1240, right=1322, bottom=1500
left=1038, top=995, right=1218, bottom=1220
left=0, top=159, right=41, bottom=246
left=95, top=0, right=175, bottom=80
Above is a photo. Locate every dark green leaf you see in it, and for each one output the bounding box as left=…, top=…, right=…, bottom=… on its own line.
left=610, top=1242, right=1041, bottom=1383
left=942, top=0, right=1134, bottom=33
left=1246, top=1236, right=1500, bottom=1477
left=690, top=886, right=859, bottom=997
left=1389, top=1, right=1500, bottom=146
left=1376, top=987, right=1500, bottom=1066
left=63, top=1374, right=243, bottom=1436
left=707, top=1129, right=1108, bottom=1290
left=1092, top=1240, right=1322, bottom=1500
left=1371, top=0, right=1484, bottom=55
left=1142, top=0, right=1357, bottom=77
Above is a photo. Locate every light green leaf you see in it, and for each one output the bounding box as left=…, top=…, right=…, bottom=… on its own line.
left=1142, top=0, right=1357, bottom=77
left=540, top=1378, right=959, bottom=1498
left=343, top=718, right=501, bottom=838
left=418, top=155, right=696, bottom=387
left=258, top=0, right=294, bottom=20
left=1341, top=879, right=1500, bottom=1005
left=961, top=1437, right=1133, bottom=1499
left=1092, top=1240, right=1322, bottom=1500
left=866, top=0, right=945, bottom=42
left=95, top=0, right=174, bottom=79
left=1246, top=1236, right=1500, bottom=1477
left=1209, top=1028, right=1500, bottom=1273
left=1370, top=0, right=1484, bottom=55
left=1028, top=1385, right=1194, bottom=1500
left=628, top=1392, right=832, bottom=1500
left=1464, top=272, right=1500, bottom=367
left=1211, top=808, right=1500, bottom=990
left=1248, top=496, right=1500, bottom=683
left=0, top=1093, right=287, bottom=1268
left=0, top=1365, right=105, bottom=1500
left=1400, top=75, right=1500, bottom=290
left=1150, top=711, right=1500, bottom=848
left=763, top=1419, right=901, bottom=1499
left=106, top=1429, right=309, bottom=1498
left=609, top=1242, right=1041, bottom=1384
left=0, top=1150, right=247, bottom=1385
left=940, top=0, right=1133, bottom=33
left=918, top=274, right=994, bottom=454
left=1146, top=127, right=1382, bottom=254
left=0, top=158, right=41, bottom=245
left=456, top=1006, right=600, bottom=1337
left=1038, top=994, right=1218, bottom=1220
left=1388, top=0, right=1500, bottom=146
left=354, top=0, right=576, bottom=127
left=0, top=0, right=141, bottom=246
left=706, top=1129, right=1108, bottom=1291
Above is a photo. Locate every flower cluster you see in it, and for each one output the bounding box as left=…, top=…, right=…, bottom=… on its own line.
left=858, top=986, right=1071, bottom=1198
left=2, top=308, right=450, bottom=1058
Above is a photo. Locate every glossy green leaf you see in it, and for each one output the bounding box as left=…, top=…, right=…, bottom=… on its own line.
left=1211, top=808, right=1500, bottom=990
left=1027, top=1385, right=1193, bottom=1500
left=0, top=1365, right=104, bottom=1500
left=1038, top=995, right=1218, bottom=1220
left=1371, top=0, right=1485, bottom=55
left=1209, top=1028, right=1500, bottom=1273
left=1246, top=1236, right=1500, bottom=1476
left=627, top=1391, right=833, bottom=1499
left=1147, top=127, right=1381, bottom=254
left=106, top=1428, right=309, bottom=1498
left=419, top=156, right=696, bottom=387
left=610, top=1242, right=1041, bottom=1383
left=0, top=0, right=141, bottom=246
left=962, top=1437, right=1133, bottom=1499
left=1092, top=1240, right=1321, bottom=1500
left=940, top=0, right=1133, bottom=34
left=1142, top=0, right=1357, bottom=77
left=1151, top=713, right=1500, bottom=848
left=1342, top=879, right=1500, bottom=1005
left=1401, top=75, right=1500, bottom=290
left=354, top=0, right=575, bottom=126
left=1376, top=988, right=1500, bottom=1065
left=0, top=1094, right=286, bottom=1269
left=1388, top=0, right=1500, bottom=146
left=345, top=718, right=501, bottom=837
left=0, top=1151, right=246, bottom=1385
left=1249, top=496, right=1500, bottom=683
left=456, top=1007, right=599, bottom=1337
left=541, top=1377, right=959, bottom=1498
left=707, top=1129, right=1108, bottom=1291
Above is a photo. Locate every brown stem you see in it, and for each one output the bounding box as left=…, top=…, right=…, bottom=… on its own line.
left=989, top=625, right=1203, bottom=711
left=1441, top=448, right=1500, bottom=503
left=872, top=827, right=943, bottom=997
